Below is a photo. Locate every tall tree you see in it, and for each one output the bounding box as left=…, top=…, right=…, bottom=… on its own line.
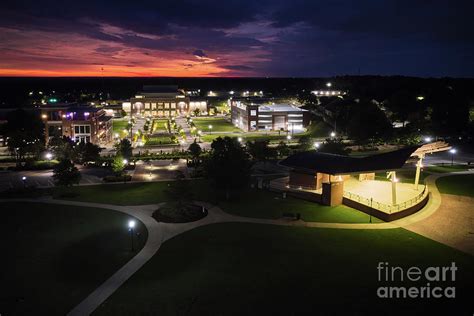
left=204, top=137, right=251, bottom=199
left=188, top=139, right=202, bottom=164
left=246, top=139, right=273, bottom=164
left=115, top=138, right=133, bottom=159
left=6, top=109, right=45, bottom=166
left=53, top=159, right=81, bottom=186
left=73, top=142, right=101, bottom=163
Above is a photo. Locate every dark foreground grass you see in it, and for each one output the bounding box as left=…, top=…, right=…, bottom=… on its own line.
left=0, top=202, right=147, bottom=316
left=218, top=187, right=379, bottom=223
left=94, top=223, right=474, bottom=315
left=54, top=181, right=376, bottom=223
left=436, top=174, right=474, bottom=197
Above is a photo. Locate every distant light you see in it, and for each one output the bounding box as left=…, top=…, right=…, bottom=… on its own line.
left=128, top=220, right=135, bottom=228
left=114, top=133, right=119, bottom=138
left=287, top=135, right=292, bottom=140
left=230, top=90, right=234, bottom=95
left=424, top=137, right=432, bottom=142
left=48, top=98, right=57, bottom=103
left=330, top=132, right=336, bottom=137
left=326, top=82, right=332, bottom=88
left=41, top=114, right=47, bottom=119
left=238, top=137, right=243, bottom=142
left=45, top=152, right=53, bottom=160
left=314, top=142, right=320, bottom=148
left=417, top=96, right=425, bottom=101
left=22, top=176, right=27, bottom=181
left=123, top=159, right=128, bottom=164
left=449, top=149, right=456, bottom=154
left=208, top=125, right=213, bottom=129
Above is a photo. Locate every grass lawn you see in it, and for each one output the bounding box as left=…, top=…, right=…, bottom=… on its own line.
left=424, top=164, right=470, bottom=173
left=436, top=174, right=474, bottom=197
left=54, top=181, right=376, bottom=223
left=192, top=117, right=240, bottom=133
left=146, top=135, right=176, bottom=145
left=1, top=202, right=147, bottom=315
left=152, top=119, right=170, bottom=133
left=112, top=119, right=129, bottom=138
left=94, top=223, right=474, bottom=315
left=218, top=187, right=379, bottom=223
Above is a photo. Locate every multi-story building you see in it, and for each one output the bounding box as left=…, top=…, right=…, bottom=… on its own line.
left=124, top=85, right=207, bottom=117
left=231, top=100, right=309, bottom=132
left=40, top=105, right=112, bottom=145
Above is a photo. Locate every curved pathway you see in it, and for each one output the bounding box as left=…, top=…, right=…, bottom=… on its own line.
left=2, top=170, right=472, bottom=315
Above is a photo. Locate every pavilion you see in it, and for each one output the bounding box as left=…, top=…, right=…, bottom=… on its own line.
left=274, top=142, right=451, bottom=221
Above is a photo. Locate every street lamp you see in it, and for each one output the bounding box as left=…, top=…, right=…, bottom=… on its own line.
left=326, top=82, right=332, bottom=88
left=330, top=132, right=336, bottom=138
left=208, top=125, right=213, bottom=134
left=21, top=176, right=27, bottom=188
left=424, top=137, right=432, bottom=143
left=128, top=220, right=136, bottom=251
left=123, top=159, right=128, bottom=165
left=449, top=148, right=456, bottom=166
left=197, top=130, right=202, bottom=142
left=314, top=142, right=320, bottom=149
left=238, top=137, right=243, bottom=143
left=45, top=152, right=53, bottom=160
left=286, top=135, right=292, bottom=143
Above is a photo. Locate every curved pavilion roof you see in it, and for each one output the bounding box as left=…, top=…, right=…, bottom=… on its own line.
left=280, top=146, right=420, bottom=175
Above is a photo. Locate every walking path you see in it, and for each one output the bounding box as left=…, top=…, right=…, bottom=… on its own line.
left=2, top=170, right=473, bottom=315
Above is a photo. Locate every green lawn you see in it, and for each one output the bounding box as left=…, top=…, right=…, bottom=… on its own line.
left=54, top=181, right=376, bottom=223
left=152, top=119, right=170, bottom=133
left=218, top=187, right=379, bottom=223
left=1, top=202, right=147, bottom=315
left=94, top=223, right=474, bottom=315
left=112, top=119, right=130, bottom=138
left=424, top=164, right=470, bottom=173
left=146, top=135, right=176, bottom=145
left=436, top=174, right=474, bottom=197
left=192, top=117, right=240, bottom=133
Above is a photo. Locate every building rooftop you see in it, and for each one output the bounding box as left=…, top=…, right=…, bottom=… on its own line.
left=280, top=146, right=419, bottom=175
left=258, top=104, right=307, bottom=112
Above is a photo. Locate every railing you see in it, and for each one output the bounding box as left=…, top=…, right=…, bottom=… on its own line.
left=343, top=185, right=428, bottom=214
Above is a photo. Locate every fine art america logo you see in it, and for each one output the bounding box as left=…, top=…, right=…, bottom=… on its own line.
left=377, top=262, right=457, bottom=299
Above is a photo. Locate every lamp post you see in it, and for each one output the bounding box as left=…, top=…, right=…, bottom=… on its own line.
left=45, top=152, right=53, bottom=160
left=208, top=125, right=213, bottom=135
left=123, top=159, right=128, bottom=184
left=314, top=142, right=320, bottom=150
left=21, top=176, right=27, bottom=188
left=128, top=220, right=136, bottom=252
left=449, top=148, right=456, bottom=166
left=286, top=134, right=292, bottom=144
left=330, top=131, right=336, bottom=138
left=197, top=130, right=202, bottom=142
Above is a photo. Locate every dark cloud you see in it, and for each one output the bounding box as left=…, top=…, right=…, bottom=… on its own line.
left=193, top=49, right=207, bottom=58
left=224, top=65, right=253, bottom=71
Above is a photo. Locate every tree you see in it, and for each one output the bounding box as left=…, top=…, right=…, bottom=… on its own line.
left=188, top=139, right=202, bottom=164
left=319, top=138, right=351, bottom=155
left=204, top=137, right=251, bottom=199
left=48, top=136, right=74, bottom=160
left=246, top=140, right=273, bottom=164
left=276, top=141, right=290, bottom=157
left=112, top=154, right=126, bottom=175
left=115, top=138, right=133, bottom=159
left=6, top=109, right=45, bottom=166
left=345, top=100, right=392, bottom=144
left=53, top=159, right=81, bottom=186
left=297, top=135, right=312, bottom=151
left=165, top=171, right=193, bottom=209
left=73, top=142, right=101, bottom=163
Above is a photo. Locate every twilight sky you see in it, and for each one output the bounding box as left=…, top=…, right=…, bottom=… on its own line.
left=0, top=0, right=473, bottom=77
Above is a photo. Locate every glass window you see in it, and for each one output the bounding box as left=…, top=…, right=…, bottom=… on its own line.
left=85, top=126, right=91, bottom=133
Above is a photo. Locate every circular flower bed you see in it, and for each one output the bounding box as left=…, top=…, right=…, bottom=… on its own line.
left=152, top=203, right=208, bottom=223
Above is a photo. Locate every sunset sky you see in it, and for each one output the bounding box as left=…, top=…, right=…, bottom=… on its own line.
left=0, top=0, right=473, bottom=77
